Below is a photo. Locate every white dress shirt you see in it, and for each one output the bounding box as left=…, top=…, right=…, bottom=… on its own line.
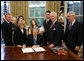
left=52, top=20, right=57, bottom=24
left=46, top=19, right=49, bottom=23
left=5, top=20, right=10, bottom=24
left=71, top=19, right=76, bottom=26
left=21, top=29, right=24, bottom=34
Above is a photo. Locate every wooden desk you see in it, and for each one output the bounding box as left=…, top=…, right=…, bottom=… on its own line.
left=1, top=46, right=81, bottom=60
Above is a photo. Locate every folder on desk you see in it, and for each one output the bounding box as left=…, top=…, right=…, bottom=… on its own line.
left=33, top=47, right=46, bottom=52
left=22, top=48, right=34, bottom=53
left=22, top=47, right=46, bottom=53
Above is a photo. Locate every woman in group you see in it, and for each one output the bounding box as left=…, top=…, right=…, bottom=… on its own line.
left=14, top=20, right=27, bottom=47
left=27, top=19, right=39, bottom=35
left=26, top=19, right=45, bottom=36
left=17, top=15, right=24, bottom=24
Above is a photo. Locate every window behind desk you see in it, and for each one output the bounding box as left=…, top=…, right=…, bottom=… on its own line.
left=67, top=1, right=83, bottom=24
left=29, top=1, right=46, bottom=26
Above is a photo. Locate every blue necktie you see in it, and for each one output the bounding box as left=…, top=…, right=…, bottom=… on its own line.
left=34, top=37, right=37, bottom=45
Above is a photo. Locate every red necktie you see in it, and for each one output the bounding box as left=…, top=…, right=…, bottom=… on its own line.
left=50, top=23, right=54, bottom=29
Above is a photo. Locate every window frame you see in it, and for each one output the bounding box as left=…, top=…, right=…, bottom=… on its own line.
left=28, top=1, right=46, bottom=26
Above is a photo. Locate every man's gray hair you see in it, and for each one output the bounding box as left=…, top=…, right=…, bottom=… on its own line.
left=50, top=11, right=57, bottom=17
left=68, top=11, right=75, bottom=15
left=11, top=17, right=16, bottom=21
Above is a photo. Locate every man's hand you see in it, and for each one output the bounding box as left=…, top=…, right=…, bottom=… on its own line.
left=32, top=45, right=39, bottom=48
left=17, top=45, right=22, bottom=47
left=49, top=44, right=54, bottom=48
left=75, top=46, right=80, bottom=51
left=62, top=42, right=65, bottom=47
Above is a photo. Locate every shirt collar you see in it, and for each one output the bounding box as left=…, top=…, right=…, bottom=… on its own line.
left=33, top=36, right=37, bottom=40
left=33, top=35, right=37, bottom=38
left=71, top=19, right=76, bottom=26
left=46, top=19, right=49, bottom=21
left=53, top=20, right=57, bottom=24
left=21, top=29, right=24, bottom=33
left=5, top=20, right=10, bottom=24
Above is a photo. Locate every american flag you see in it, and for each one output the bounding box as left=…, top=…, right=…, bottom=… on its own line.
left=60, top=1, right=64, bottom=13
left=3, top=1, right=7, bottom=22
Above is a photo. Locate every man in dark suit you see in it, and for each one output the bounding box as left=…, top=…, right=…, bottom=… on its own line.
left=63, top=11, right=82, bottom=55
left=47, top=12, right=63, bottom=48
left=1, top=13, right=13, bottom=46
left=11, top=17, right=19, bottom=46
left=23, top=28, right=44, bottom=48
left=43, top=11, right=52, bottom=46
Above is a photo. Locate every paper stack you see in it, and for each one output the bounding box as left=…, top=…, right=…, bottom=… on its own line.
left=22, top=48, right=34, bottom=53
left=22, top=47, right=46, bottom=53
left=33, top=47, right=46, bottom=52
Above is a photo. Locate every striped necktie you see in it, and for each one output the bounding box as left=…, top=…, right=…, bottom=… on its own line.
left=69, top=22, right=72, bottom=30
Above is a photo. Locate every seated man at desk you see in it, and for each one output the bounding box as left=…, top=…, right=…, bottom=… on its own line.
left=23, top=28, right=45, bottom=48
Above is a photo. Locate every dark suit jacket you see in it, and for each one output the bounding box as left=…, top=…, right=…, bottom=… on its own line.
left=43, top=19, right=51, bottom=32
left=25, top=34, right=44, bottom=47
left=43, top=19, right=52, bottom=45
left=14, top=27, right=26, bottom=46
left=64, top=20, right=82, bottom=52
left=1, top=21, right=13, bottom=46
left=48, top=21, right=63, bottom=47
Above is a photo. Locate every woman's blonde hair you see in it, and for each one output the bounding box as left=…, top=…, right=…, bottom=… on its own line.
left=18, top=20, right=25, bottom=27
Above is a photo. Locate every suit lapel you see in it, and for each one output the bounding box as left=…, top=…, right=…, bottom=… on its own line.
left=5, top=21, right=12, bottom=30
left=32, top=35, right=34, bottom=45
left=19, top=28, right=24, bottom=36
left=67, top=20, right=78, bottom=32
left=68, top=20, right=77, bottom=31
left=36, top=35, right=39, bottom=43
left=29, top=35, right=34, bottom=45
left=45, top=19, right=49, bottom=25
left=44, top=20, right=46, bottom=24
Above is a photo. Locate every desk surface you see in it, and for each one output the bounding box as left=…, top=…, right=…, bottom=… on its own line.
left=1, top=46, right=81, bottom=60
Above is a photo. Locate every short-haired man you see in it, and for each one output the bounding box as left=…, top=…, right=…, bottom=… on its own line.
left=43, top=11, right=52, bottom=46
left=23, top=28, right=45, bottom=48
left=47, top=12, right=63, bottom=48
left=63, top=11, right=82, bottom=55
left=1, top=13, right=13, bottom=46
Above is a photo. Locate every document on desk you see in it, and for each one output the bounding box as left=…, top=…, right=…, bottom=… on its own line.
left=22, top=48, right=34, bottom=53
left=22, top=47, right=46, bottom=53
left=33, top=47, right=46, bottom=52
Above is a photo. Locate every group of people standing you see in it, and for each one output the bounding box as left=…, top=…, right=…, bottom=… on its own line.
left=1, top=11, right=83, bottom=56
